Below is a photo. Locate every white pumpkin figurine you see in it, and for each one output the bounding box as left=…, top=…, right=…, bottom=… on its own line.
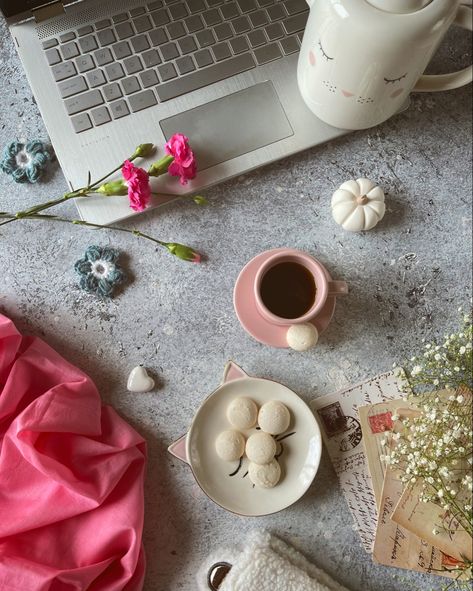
left=331, top=178, right=385, bottom=232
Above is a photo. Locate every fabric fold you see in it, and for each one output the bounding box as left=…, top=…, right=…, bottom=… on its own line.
left=0, top=314, right=146, bottom=591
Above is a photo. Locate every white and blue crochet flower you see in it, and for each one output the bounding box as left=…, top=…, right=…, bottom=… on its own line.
left=0, top=140, right=52, bottom=183
left=75, top=246, right=126, bottom=298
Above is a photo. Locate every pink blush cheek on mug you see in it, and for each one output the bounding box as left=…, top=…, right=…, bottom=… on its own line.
left=309, top=50, right=316, bottom=67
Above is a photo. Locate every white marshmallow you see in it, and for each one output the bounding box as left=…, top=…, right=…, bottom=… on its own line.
left=286, top=323, right=319, bottom=351
left=215, top=430, right=245, bottom=461
left=245, top=432, right=277, bottom=464
left=227, top=396, right=258, bottom=430
left=248, top=459, right=281, bottom=488
left=258, top=401, right=291, bottom=435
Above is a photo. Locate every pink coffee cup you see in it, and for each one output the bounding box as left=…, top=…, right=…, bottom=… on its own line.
left=254, top=249, right=348, bottom=327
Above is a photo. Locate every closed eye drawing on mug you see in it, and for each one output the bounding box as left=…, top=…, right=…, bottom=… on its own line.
left=297, top=0, right=472, bottom=129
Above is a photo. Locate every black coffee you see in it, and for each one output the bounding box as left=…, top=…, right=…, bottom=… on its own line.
left=260, top=262, right=316, bottom=319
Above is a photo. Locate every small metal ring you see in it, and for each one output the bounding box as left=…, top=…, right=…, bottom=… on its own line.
left=207, top=562, right=232, bottom=590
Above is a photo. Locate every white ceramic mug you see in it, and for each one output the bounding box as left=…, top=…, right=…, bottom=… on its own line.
left=297, top=0, right=473, bottom=130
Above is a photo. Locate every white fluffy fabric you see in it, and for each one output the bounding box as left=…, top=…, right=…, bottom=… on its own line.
left=197, top=531, right=350, bottom=591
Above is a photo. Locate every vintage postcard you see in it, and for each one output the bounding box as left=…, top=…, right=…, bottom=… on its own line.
left=392, top=480, right=473, bottom=563
left=373, top=467, right=466, bottom=578
left=311, top=370, right=409, bottom=553
left=358, top=398, right=419, bottom=509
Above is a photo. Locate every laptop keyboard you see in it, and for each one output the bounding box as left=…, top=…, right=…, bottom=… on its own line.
left=41, top=0, right=308, bottom=133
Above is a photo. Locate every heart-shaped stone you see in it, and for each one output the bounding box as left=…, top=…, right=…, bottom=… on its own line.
left=127, top=366, right=155, bottom=392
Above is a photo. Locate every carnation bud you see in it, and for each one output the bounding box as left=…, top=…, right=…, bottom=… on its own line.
left=131, top=143, right=155, bottom=159
left=96, top=180, right=128, bottom=196
left=165, top=242, right=202, bottom=263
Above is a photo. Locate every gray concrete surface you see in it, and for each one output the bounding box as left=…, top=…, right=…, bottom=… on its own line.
left=0, top=13, right=472, bottom=591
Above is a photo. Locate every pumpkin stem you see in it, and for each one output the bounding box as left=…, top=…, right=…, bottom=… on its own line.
left=357, top=194, right=369, bottom=205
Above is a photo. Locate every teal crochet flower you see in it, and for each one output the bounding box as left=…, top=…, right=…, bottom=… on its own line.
left=75, top=246, right=126, bottom=298
left=0, top=140, right=52, bottom=183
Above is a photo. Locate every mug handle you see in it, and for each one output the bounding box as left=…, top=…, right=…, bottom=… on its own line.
left=327, top=281, right=349, bottom=296
left=413, top=4, right=472, bottom=92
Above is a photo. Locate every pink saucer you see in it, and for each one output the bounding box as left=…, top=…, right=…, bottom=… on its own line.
left=233, top=248, right=337, bottom=348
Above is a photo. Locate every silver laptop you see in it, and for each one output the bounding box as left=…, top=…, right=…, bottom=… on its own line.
left=2, top=0, right=348, bottom=225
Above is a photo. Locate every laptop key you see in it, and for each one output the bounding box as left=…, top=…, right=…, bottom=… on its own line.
left=96, top=19, right=112, bottom=30
left=207, top=0, right=223, bottom=6
left=71, top=113, right=92, bottom=133
left=156, top=52, right=255, bottom=101
left=76, top=55, right=95, bottom=73
left=79, top=35, right=98, bottom=53
left=105, top=62, right=125, bottom=81
left=151, top=9, right=170, bottom=26
left=202, top=9, right=221, bottom=26
left=112, top=13, right=129, bottom=23
left=112, top=41, right=132, bottom=59
left=167, top=22, right=186, bottom=39
left=267, top=4, right=286, bottom=20
left=58, top=75, right=88, bottom=98
left=248, top=29, right=266, bottom=47
left=236, top=0, right=257, bottom=12
left=134, top=16, right=153, bottom=33
left=195, top=29, right=215, bottom=47
left=212, top=42, right=231, bottom=61
left=129, top=90, right=158, bottom=112
left=103, top=82, right=123, bottom=101
left=158, top=63, right=177, bottom=81
left=185, top=15, right=204, bottom=33
left=265, top=22, right=283, bottom=40
left=97, top=29, right=117, bottom=47
left=149, top=28, right=168, bottom=46
left=122, top=76, right=141, bottom=94
left=45, top=48, right=61, bottom=66
left=91, top=106, right=112, bottom=126
left=282, top=12, right=308, bottom=34
left=131, top=35, right=150, bottom=52
left=110, top=99, right=130, bottom=119
left=257, top=0, right=274, bottom=5
left=231, top=16, right=251, bottom=34
left=249, top=9, right=269, bottom=27
left=229, top=35, right=249, bottom=54
left=52, top=61, right=77, bottom=82
left=77, top=25, right=94, bottom=37
left=60, top=32, right=76, bottom=43
left=87, top=69, right=107, bottom=88
left=148, top=0, right=163, bottom=9
left=130, top=7, right=146, bottom=16
left=194, top=48, right=213, bottom=67
left=253, top=41, right=282, bottom=64
left=116, top=22, right=135, bottom=40
left=169, top=2, right=188, bottom=19
left=280, top=35, right=299, bottom=54
left=178, top=36, right=198, bottom=55
left=160, top=42, right=179, bottom=61
left=124, top=56, right=144, bottom=75
left=284, top=0, right=307, bottom=15
left=220, top=2, right=239, bottom=20
left=61, top=42, right=79, bottom=60
left=187, top=0, right=206, bottom=13
left=143, top=49, right=162, bottom=67
left=42, top=39, right=58, bottom=50
left=214, top=23, right=233, bottom=41
left=65, top=89, right=104, bottom=115
left=94, top=48, right=114, bottom=66
left=176, top=55, right=195, bottom=75
left=140, top=69, right=159, bottom=87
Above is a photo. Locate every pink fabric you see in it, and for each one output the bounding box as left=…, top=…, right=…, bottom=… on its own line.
left=0, top=314, right=146, bottom=591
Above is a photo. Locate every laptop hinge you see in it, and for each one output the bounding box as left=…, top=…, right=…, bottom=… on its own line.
left=32, top=1, right=65, bottom=23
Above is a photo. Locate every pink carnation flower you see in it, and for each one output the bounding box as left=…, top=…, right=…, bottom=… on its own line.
left=122, top=160, right=151, bottom=212
left=165, top=133, right=197, bottom=185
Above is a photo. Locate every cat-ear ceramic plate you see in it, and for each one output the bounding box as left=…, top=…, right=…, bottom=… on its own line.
left=168, top=362, right=322, bottom=516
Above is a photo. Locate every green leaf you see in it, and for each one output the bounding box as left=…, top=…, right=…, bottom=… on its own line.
left=193, top=195, right=208, bottom=205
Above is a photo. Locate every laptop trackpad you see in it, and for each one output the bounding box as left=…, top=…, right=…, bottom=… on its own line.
left=159, top=82, right=293, bottom=170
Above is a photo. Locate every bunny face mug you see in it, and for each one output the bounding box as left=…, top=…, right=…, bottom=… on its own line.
left=297, top=0, right=473, bottom=130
